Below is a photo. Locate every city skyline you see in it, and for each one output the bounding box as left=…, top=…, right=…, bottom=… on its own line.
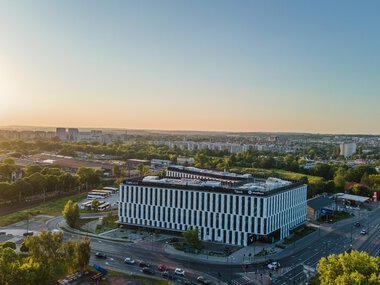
left=1, top=1, right=380, bottom=134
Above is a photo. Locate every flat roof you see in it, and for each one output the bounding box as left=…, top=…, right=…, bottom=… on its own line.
left=167, top=165, right=252, bottom=181
left=335, top=193, right=370, bottom=203
left=307, top=196, right=335, bottom=210
left=124, top=176, right=302, bottom=197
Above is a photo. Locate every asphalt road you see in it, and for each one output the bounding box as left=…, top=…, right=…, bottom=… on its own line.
left=47, top=207, right=380, bottom=285
left=272, top=208, right=380, bottom=285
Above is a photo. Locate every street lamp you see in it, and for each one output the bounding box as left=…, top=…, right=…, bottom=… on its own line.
left=229, top=255, right=235, bottom=284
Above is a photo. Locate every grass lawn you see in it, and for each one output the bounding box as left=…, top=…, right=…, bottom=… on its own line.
left=239, top=167, right=325, bottom=184
left=0, top=192, right=87, bottom=226
left=76, top=217, right=99, bottom=230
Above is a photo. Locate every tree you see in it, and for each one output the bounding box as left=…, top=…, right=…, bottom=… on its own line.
left=62, top=200, right=80, bottom=228
left=182, top=228, right=201, bottom=249
left=1, top=241, right=16, bottom=249
left=73, top=238, right=91, bottom=271
left=317, top=250, right=380, bottom=285
left=334, top=173, right=346, bottom=191
left=136, top=164, right=150, bottom=177
left=76, top=167, right=101, bottom=189
left=91, top=199, right=100, bottom=211
left=23, top=164, right=42, bottom=177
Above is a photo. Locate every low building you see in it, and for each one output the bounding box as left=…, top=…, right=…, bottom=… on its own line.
left=334, top=193, right=371, bottom=206
left=151, top=159, right=172, bottom=170
left=176, top=156, right=195, bottom=165
left=307, top=196, right=337, bottom=221
left=126, top=159, right=150, bottom=170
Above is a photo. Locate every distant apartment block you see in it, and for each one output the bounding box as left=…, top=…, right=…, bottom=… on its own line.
left=340, top=143, right=357, bottom=158
left=118, top=166, right=307, bottom=246
left=56, top=128, right=66, bottom=140
left=67, top=128, right=79, bottom=141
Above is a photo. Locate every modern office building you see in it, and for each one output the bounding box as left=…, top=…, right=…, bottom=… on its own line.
left=118, top=166, right=307, bottom=246
left=340, top=143, right=357, bottom=158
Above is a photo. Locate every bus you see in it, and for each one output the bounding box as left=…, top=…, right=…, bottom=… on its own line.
left=90, top=189, right=112, bottom=197
left=103, top=187, right=118, bottom=193
left=80, top=200, right=93, bottom=210
left=98, top=202, right=111, bottom=211
left=87, top=192, right=108, bottom=199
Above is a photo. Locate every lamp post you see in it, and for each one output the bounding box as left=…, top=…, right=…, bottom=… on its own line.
left=229, top=255, right=235, bottom=284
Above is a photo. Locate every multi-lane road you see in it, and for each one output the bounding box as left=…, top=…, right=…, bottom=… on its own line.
left=47, top=206, right=380, bottom=285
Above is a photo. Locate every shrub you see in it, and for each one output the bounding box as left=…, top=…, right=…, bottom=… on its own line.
left=1, top=241, right=16, bottom=249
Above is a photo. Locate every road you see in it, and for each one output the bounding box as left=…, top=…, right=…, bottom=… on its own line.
left=47, top=206, right=380, bottom=285
left=272, top=208, right=380, bottom=285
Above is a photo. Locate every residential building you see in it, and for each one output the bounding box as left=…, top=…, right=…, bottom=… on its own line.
left=118, top=166, right=307, bottom=246
left=56, top=128, right=66, bottom=140
left=340, top=143, right=357, bottom=158
left=67, top=128, right=79, bottom=141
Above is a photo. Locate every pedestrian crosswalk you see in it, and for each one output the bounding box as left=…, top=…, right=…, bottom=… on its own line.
left=231, top=276, right=253, bottom=285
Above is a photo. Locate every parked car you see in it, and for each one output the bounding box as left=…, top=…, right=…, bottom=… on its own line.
left=268, top=261, right=280, bottom=270
left=124, top=257, right=135, bottom=264
left=174, top=268, right=185, bottom=276
left=139, top=261, right=151, bottom=267
left=360, top=229, right=367, bottom=235
left=162, top=271, right=175, bottom=280
left=169, top=237, right=179, bottom=243
left=142, top=267, right=155, bottom=275
left=95, top=252, right=107, bottom=259
left=197, top=276, right=211, bottom=284
left=354, top=222, right=361, bottom=227
left=157, top=264, right=168, bottom=271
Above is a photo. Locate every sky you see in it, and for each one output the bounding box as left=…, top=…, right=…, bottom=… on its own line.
left=0, top=1, right=379, bottom=134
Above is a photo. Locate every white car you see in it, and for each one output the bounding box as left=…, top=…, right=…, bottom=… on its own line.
left=124, top=257, right=135, bottom=264
left=268, top=261, right=280, bottom=270
left=360, top=229, right=367, bottom=235
left=175, top=268, right=185, bottom=276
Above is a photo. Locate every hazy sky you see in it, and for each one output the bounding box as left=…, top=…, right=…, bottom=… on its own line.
left=1, top=1, right=379, bottom=134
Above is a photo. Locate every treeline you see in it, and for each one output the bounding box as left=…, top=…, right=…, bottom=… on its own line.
left=0, top=231, right=90, bottom=285
left=0, top=139, right=185, bottom=160
left=0, top=159, right=102, bottom=204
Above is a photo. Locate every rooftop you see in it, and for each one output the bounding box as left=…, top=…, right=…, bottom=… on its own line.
left=131, top=175, right=296, bottom=195
left=307, top=196, right=335, bottom=210
left=167, top=165, right=253, bottom=180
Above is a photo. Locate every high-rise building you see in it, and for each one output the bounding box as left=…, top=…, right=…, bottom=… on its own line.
left=56, top=128, right=66, bottom=140
left=67, top=128, right=79, bottom=141
left=340, top=143, right=357, bottom=158
left=118, top=166, right=307, bottom=246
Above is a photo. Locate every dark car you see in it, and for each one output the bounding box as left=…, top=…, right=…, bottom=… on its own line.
left=95, top=252, right=107, bottom=259
left=139, top=261, right=151, bottom=268
left=354, top=222, right=361, bottom=227
left=162, top=271, right=175, bottom=280
left=142, top=267, right=155, bottom=275
left=169, top=237, right=179, bottom=243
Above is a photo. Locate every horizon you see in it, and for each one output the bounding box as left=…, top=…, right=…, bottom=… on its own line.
left=1, top=1, right=380, bottom=134
left=1, top=124, right=379, bottom=136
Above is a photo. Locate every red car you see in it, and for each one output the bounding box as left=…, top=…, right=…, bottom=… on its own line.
left=157, top=264, right=168, bottom=272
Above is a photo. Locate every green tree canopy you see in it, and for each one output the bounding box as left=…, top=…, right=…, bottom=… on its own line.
left=317, top=250, right=380, bottom=285
left=182, top=228, right=201, bottom=249
left=62, top=200, right=80, bottom=228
